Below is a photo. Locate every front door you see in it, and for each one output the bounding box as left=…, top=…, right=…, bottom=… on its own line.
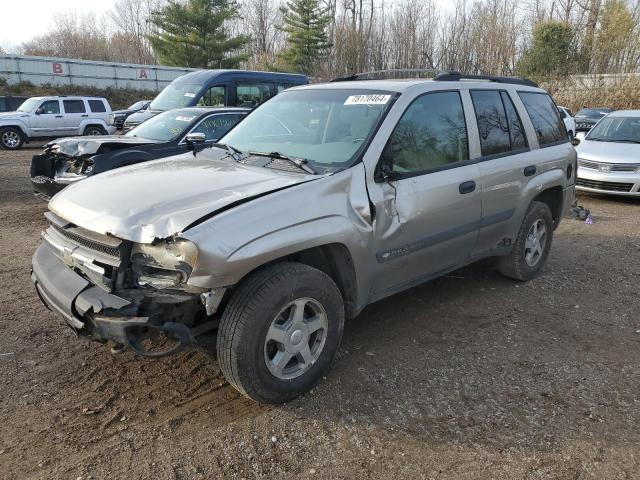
left=29, top=99, right=63, bottom=136
left=369, top=90, right=482, bottom=298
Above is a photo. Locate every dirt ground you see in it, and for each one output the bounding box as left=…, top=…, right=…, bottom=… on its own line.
left=1, top=144, right=639, bottom=480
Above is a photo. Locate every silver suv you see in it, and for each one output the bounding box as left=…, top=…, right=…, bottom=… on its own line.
left=31, top=73, right=576, bottom=403
left=0, top=96, right=115, bottom=150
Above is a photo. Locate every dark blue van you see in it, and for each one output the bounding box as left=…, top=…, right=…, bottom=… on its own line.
left=122, top=70, right=308, bottom=131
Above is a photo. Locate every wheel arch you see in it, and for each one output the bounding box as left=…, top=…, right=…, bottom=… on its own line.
left=532, top=186, right=564, bottom=229
left=0, top=123, right=28, bottom=137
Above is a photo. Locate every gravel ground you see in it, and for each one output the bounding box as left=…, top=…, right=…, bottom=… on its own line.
left=1, top=144, right=639, bottom=480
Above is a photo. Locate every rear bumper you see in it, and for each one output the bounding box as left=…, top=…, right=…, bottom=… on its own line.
left=32, top=242, right=203, bottom=357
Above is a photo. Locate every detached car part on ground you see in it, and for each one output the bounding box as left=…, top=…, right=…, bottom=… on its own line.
left=575, top=110, right=640, bottom=196
left=32, top=74, right=576, bottom=404
left=30, top=107, right=248, bottom=200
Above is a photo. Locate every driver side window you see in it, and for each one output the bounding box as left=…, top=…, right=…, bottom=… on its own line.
left=39, top=100, right=60, bottom=114
left=385, top=91, right=469, bottom=176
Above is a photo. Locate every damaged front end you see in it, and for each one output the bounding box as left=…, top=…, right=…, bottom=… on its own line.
left=31, top=146, right=95, bottom=200
left=31, top=212, right=222, bottom=357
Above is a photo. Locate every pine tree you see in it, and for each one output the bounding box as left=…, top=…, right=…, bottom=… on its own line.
left=148, top=0, right=249, bottom=69
left=279, top=0, right=333, bottom=74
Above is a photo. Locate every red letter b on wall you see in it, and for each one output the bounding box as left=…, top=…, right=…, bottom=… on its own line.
left=52, top=62, right=63, bottom=74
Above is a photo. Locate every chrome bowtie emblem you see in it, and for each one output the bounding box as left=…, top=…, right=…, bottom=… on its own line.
left=599, top=164, right=612, bottom=172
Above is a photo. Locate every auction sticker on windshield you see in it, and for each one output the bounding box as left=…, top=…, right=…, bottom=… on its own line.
left=344, top=94, right=391, bottom=105
left=175, top=116, right=196, bottom=122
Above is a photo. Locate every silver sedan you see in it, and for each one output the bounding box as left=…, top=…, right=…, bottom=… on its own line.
left=575, top=110, right=640, bottom=197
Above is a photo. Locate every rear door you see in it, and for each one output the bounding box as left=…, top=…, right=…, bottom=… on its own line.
left=469, top=89, right=532, bottom=256
left=29, top=99, right=64, bottom=136
left=370, top=90, right=482, bottom=297
left=62, top=99, right=89, bottom=135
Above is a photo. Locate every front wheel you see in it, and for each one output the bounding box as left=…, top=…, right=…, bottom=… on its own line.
left=498, top=201, right=554, bottom=281
left=0, top=127, right=24, bottom=150
left=217, top=262, right=345, bottom=404
left=84, top=126, right=106, bottom=136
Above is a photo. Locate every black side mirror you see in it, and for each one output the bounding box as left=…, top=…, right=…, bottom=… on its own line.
left=35, top=107, right=44, bottom=115
left=571, top=137, right=581, bottom=146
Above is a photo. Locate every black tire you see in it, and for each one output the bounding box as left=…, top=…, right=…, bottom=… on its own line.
left=84, top=125, right=106, bottom=136
left=498, top=201, right=554, bottom=281
left=217, top=262, right=345, bottom=404
left=0, top=127, right=24, bottom=150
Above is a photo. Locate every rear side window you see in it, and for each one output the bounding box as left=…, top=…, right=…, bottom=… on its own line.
left=88, top=99, right=106, bottom=113
left=470, top=90, right=527, bottom=156
left=518, top=92, right=567, bottom=146
left=386, top=91, right=469, bottom=175
left=63, top=100, right=86, bottom=114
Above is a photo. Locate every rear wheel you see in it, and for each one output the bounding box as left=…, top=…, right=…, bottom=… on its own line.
left=217, top=262, right=345, bottom=404
left=0, top=127, right=24, bottom=150
left=84, top=125, right=106, bottom=136
left=498, top=201, right=554, bottom=281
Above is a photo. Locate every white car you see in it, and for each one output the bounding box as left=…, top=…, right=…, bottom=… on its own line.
left=575, top=110, right=640, bottom=197
left=558, top=106, right=576, bottom=138
left=0, top=96, right=116, bottom=150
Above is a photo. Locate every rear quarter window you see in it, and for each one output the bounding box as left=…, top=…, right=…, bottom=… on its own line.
left=88, top=99, right=107, bottom=113
left=518, top=92, right=567, bottom=147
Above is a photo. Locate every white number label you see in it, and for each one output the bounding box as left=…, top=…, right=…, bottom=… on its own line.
left=344, top=94, right=391, bottom=106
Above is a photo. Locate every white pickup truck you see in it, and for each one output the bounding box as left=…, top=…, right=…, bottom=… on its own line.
left=0, top=96, right=116, bottom=150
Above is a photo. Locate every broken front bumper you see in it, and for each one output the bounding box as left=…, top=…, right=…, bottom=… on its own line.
left=31, top=176, right=66, bottom=200
left=32, top=242, right=203, bottom=357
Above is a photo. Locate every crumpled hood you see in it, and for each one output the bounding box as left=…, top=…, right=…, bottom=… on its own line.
left=48, top=151, right=315, bottom=243
left=576, top=140, right=640, bottom=163
left=47, top=136, right=160, bottom=157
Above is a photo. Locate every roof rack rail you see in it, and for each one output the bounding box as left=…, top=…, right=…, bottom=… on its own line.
left=433, top=72, right=539, bottom=88
left=330, top=69, right=457, bottom=82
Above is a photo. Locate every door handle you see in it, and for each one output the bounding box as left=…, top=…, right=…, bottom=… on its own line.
left=524, top=165, right=537, bottom=176
left=459, top=180, right=476, bottom=194
left=81, top=114, right=89, bottom=117
left=55, top=115, right=63, bottom=118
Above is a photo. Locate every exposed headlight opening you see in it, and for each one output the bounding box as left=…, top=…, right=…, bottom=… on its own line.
left=131, top=239, right=198, bottom=289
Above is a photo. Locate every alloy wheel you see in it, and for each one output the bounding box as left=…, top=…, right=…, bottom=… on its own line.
left=524, top=219, right=547, bottom=267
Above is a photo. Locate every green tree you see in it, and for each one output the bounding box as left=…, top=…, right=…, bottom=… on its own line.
left=279, top=0, right=333, bottom=74
left=148, top=0, right=249, bottom=69
left=592, top=0, right=637, bottom=73
left=517, top=20, right=577, bottom=79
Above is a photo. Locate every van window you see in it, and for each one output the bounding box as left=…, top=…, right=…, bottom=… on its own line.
left=88, top=99, right=107, bottom=113
left=518, top=92, right=567, bottom=146
left=235, top=84, right=272, bottom=108
left=386, top=91, right=469, bottom=175
left=277, top=84, right=293, bottom=93
left=0, top=98, right=5, bottom=111
left=40, top=100, right=60, bottom=114
left=197, top=86, right=225, bottom=107
left=63, top=100, right=86, bottom=114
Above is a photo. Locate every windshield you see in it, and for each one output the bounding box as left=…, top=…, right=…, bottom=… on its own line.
left=220, top=89, right=394, bottom=172
left=586, top=117, right=640, bottom=143
left=128, top=100, right=146, bottom=110
left=576, top=108, right=611, bottom=119
left=125, top=110, right=198, bottom=141
left=17, top=98, right=41, bottom=112
left=150, top=83, right=203, bottom=111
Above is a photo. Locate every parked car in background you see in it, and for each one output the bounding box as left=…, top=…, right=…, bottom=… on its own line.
left=31, top=72, right=575, bottom=404
left=557, top=106, right=576, bottom=138
left=31, top=106, right=248, bottom=199
left=123, top=70, right=308, bottom=131
left=574, top=107, right=613, bottom=135
left=575, top=110, right=640, bottom=197
left=0, top=96, right=115, bottom=150
left=0, top=95, right=28, bottom=112
left=109, top=100, right=151, bottom=130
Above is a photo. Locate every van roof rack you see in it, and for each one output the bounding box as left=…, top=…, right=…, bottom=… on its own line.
left=433, top=72, right=538, bottom=88
left=331, top=69, right=453, bottom=82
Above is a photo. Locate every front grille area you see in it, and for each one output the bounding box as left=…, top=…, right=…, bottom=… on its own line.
left=51, top=222, right=122, bottom=258
left=576, top=178, right=634, bottom=192
left=578, top=159, right=640, bottom=172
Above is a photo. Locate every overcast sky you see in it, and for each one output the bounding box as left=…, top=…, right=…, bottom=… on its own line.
left=0, top=0, right=114, bottom=50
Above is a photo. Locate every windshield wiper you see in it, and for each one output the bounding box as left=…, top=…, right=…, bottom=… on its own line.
left=249, top=151, right=316, bottom=174
left=211, top=142, right=245, bottom=161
